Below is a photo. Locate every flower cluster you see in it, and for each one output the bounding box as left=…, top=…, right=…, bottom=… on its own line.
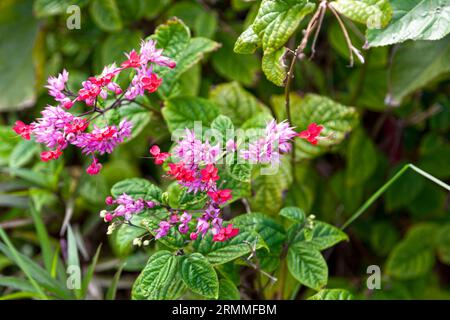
left=12, top=39, right=175, bottom=174
left=101, top=194, right=156, bottom=222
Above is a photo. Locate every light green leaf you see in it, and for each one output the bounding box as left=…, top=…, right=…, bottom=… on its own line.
left=291, top=221, right=348, bottom=251
left=280, top=207, right=306, bottom=223
left=111, top=178, right=162, bottom=202
left=386, top=224, right=438, bottom=279
left=132, top=251, right=181, bottom=300
left=234, top=26, right=261, bottom=54
left=181, top=253, right=219, bottom=299
left=210, top=115, right=235, bottom=142
left=209, top=82, right=271, bottom=127
left=110, top=215, right=147, bottom=257
left=162, top=96, right=220, bottom=132
left=218, top=278, right=240, bottom=300
left=212, top=32, right=259, bottom=86
left=34, top=0, right=90, bottom=17
left=252, top=0, right=315, bottom=53
left=386, top=37, right=450, bottom=106
left=89, top=0, right=122, bottom=32
left=0, top=0, right=38, bottom=111
left=262, top=48, right=287, bottom=86
left=287, top=242, right=328, bottom=290
left=308, top=288, right=354, bottom=300
left=331, top=0, right=392, bottom=28
left=367, top=0, right=450, bottom=47
left=9, top=139, right=39, bottom=169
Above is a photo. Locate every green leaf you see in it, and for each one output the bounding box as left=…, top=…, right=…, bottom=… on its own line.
left=367, top=0, right=450, bottom=47
left=9, top=139, right=39, bottom=169
left=81, top=245, right=102, bottom=299
left=34, top=0, right=89, bottom=17
left=210, top=115, right=235, bottom=143
left=162, top=96, right=220, bottom=132
left=249, top=158, right=292, bottom=215
left=181, top=253, right=219, bottom=299
left=232, top=213, right=286, bottom=249
left=118, top=102, right=152, bottom=140
left=0, top=0, right=38, bottom=111
left=218, top=277, right=240, bottom=300
left=331, top=0, right=392, bottom=28
left=280, top=207, right=306, bottom=223
left=262, top=48, right=287, bottom=86
left=308, top=289, right=354, bottom=300
left=142, top=216, right=186, bottom=249
left=291, top=221, right=348, bottom=251
left=99, top=30, right=143, bottom=71
left=346, top=127, right=378, bottom=186
left=418, top=133, right=450, bottom=179
left=386, top=38, right=450, bottom=106
left=210, top=82, right=271, bottom=127
left=132, top=251, right=182, bottom=300
left=110, top=215, right=147, bottom=257
left=252, top=0, right=315, bottom=53
left=212, top=32, right=259, bottom=86
left=274, top=94, right=359, bottom=160
left=66, top=226, right=80, bottom=298
left=437, top=224, right=450, bottom=265
left=89, top=0, right=122, bottom=32
left=106, top=263, right=124, bottom=300
left=386, top=224, right=438, bottom=279
left=194, top=230, right=266, bottom=265
left=234, top=26, right=261, bottom=54
left=29, top=204, right=53, bottom=272
left=111, top=178, right=162, bottom=202
left=150, top=18, right=220, bottom=98
left=287, top=242, right=328, bottom=290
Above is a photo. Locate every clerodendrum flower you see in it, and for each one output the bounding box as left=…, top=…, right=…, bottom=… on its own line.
left=12, top=39, right=175, bottom=175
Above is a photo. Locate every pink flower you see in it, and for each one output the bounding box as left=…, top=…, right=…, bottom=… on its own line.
left=86, top=157, right=102, bottom=175
left=46, top=70, right=71, bottom=107
left=155, top=221, right=171, bottom=239
left=298, top=123, right=323, bottom=145
left=190, top=232, right=198, bottom=240
left=139, top=39, right=176, bottom=68
left=213, top=224, right=239, bottom=242
left=40, top=149, right=62, bottom=162
left=207, top=189, right=232, bottom=204
left=149, top=145, right=170, bottom=165
left=200, top=164, right=219, bottom=183
left=121, top=50, right=141, bottom=69
left=13, top=121, right=33, bottom=140
left=102, top=193, right=151, bottom=221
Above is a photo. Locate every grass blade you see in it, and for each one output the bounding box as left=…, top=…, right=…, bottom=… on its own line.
left=81, top=244, right=102, bottom=299
left=29, top=202, right=53, bottom=272
left=106, top=263, right=125, bottom=300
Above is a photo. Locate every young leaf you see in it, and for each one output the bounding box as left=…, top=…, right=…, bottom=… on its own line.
left=291, top=221, right=348, bottom=251
left=181, top=253, right=219, bottom=299
left=287, top=242, right=328, bottom=290
left=252, top=0, right=315, bottom=53
left=234, top=26, right=261, bottom=54
left=366, top=0, right=450, bottom=47
left=279, top=207, right=306, bottom=224
left=308, top=288, right=354, bottom=300
left=330, top=0, right=392, bottom=28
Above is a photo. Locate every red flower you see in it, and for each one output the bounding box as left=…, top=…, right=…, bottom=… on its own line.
left=207, top=189, right=232, bottom=204
left=200, top=164, right=219, bottom=183
left=213, top=224, right=239, bottom=242
left=149, top=145, right=170, bottom=165
left=121, top=50, right=141, bottom=69
left=298, top=123, right=323, bottom=145
left=13, top=121, right=33, bottom=140
left=167, top=162, right=195, bottom=182
left=40, top=149, right=62, bottom=162
left=142, top=73, right=163, bottom=93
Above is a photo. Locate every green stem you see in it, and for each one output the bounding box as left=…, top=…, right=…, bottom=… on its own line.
left=341, top=163, right=450, bottom=230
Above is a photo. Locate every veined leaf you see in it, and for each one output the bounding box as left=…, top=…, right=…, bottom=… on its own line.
left=132, top=251, right=182, bottom=300
left=262, top=47, right=287, bottom=86
left=111, top=178, right=163, bottom=202
left=218, top=278, right=240, bottom=300
left=279, top=207, right=306, bottom=224
left=210, top=82, right=271, bottom=127
left=234, top=26, right=261, bottom=54
left=366, top=0, right=450, bottom=47
left=181, top=253, right=219, bottom=299
left=287, top=242, right=328, bottom=290
left=308, top=288, right=354, bottom=300
left=162, top=96, right=220, bottom=132
left=331, top=0, right=392, bottom=28
left=252, top=0, right=315, bottom=53
left=291, top=221, right=348, bottom=251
